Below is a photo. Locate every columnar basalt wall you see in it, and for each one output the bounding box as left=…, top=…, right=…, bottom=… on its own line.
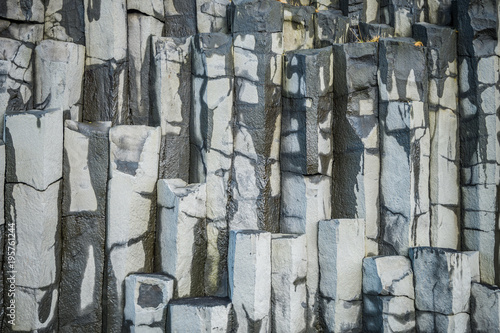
left=0, top=0, right=499, bottom=332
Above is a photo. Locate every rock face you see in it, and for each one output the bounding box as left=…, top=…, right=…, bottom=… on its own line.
left=196, top=0, right=230, bottom=33
left=315, top=10, right=351, bottom=47
left=271, top=234, right=307, bottom=333
left=3, top=108, right=63, bottom=332
left=471, top=282, right=500, bottom=332
left=283, top=4, right=315, bottom=51
left=331, top=42, right=380, bottom=256
left=164, top=0, right=197, bottom=37
left=190, top=33, right=234, bottom=297
left=228, top=230, right=271, bottom=333
left=318, top=219, right=365, bottom=332
left=123, top=274, right=174, bottom=331
left=59, top=120, right=110, bottom=333
left=151, top=36, right=192, bottom=182
left=157, top=179, right=206, bottom=298
left=168, top=297, right=233, bottom=332
left=105, top=125, right=160, bottom=332
left=34, top=40, right=85, bottom=121
left=44, top=0, right=85, bottom=44
left=378, top=38, right=430, bottom=256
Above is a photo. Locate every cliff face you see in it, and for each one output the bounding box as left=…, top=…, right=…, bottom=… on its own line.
left=0, top=0, right=498, bottom=332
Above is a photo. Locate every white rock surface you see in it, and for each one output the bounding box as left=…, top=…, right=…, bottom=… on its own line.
left=363, top=255, right=414, bottom=299
left=124, top=274, right=174, bottom=329
left=364, top=295, right=416, bottom=333
left=416, top=311, right=470, bottom=333
left=321, top=299, right=362, bottom=333
left=168, top=297, right=233, bottom=332
left=471, top=282, right=500, bottom=332
left=228, top=230, right=271, bottom=333
left=157, top=179, right=206, bottom=298
left=127, top=0, right=165, bottom=20
left=410, top=247, right=471, bottom=315
left=196, top=0, right=230, bottom=33
left=318, top=219, right=365, bottom=302
left=271, top=234, right=307, bottom=333
left=5, top=108, right=63, bottom=191
left=464, top=251, right=480, bottom=283
left=0, top=0, right=45, bottom=22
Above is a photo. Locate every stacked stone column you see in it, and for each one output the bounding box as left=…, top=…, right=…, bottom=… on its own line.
left=105, top=125, right=160, bottom=332
left=413, top=23, right=460, bottom=249
left=164, top=0, right=197, bottom=37
left=456, top=0, right=500, bottom=286
left=59, top=121, right=111, bottom=332
left=281, top=46, right=333, bottom=331
left=190, top=33, right=234, bottom=296
left=4, top=108, right=63, bottom=332
left=332, top=42, right=380, bottom=256
left=378, top=37, right=431, bottom=255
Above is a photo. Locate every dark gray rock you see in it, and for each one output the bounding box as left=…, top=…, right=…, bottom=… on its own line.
left=415, top=0, right=452, bottom=26
left=44, top=0, right=85, bottom=44
left=380, top=0, right=416, bottom=36
left=314, top=10, right=351, bottom=47
left=164, top=0, right=197, bottom=37
left=358, top=22, right=394, bottom=40
left=361, top=0, right=380, bottom=23
left=363, top=295, right=416, bottom=332
left=282, top=47, right=333, bottom=177
left=127, top=13, right=164, bottom=125
left=127, top=0, right=165, bottom=21
left=283, top=4, right=315, bottom=51
left=409, top=247, right=471, bottom=315
left=470, top=282, right=500, bottom=332
left=151, top=36, right=192, bottom=182
left=229, top=0, right=284, bottom=33
left=196, top=0, right=230, bottom=33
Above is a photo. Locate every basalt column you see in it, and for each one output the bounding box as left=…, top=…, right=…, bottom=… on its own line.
left=83, top=0, right=129, bottom=124
left=378, top=37, right=430, bottom=256
left=413, top=23, right=460, bottom=249
left=190, top=33, right=234, bottom=297
left=105, top=125, right=160, bottom=332
left=151, top=36, right=192, bottom=181
left=59, top=121, right=111, bottom=332
left=332, top=42, right=380, bottom=256
left=456, top=0, right=500, bottom=286
left=4, top=108, right=63, bottom=332
left=164, top=0, right=197, bottom=37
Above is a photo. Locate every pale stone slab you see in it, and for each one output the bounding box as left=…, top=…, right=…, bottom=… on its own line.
left=363, top=295, right=416, bottom=333
left=363, top=256, right=414, bottom=299
left=283, top=4, right=315, bottom=51
left=0, top=0, right=45, bottom=22
left=124, top=274, right=174, bottom=330
left=320, top=299, right=362, bottom=333
left=157, top=179, right=206, bottom=298
left=127, top=0, right=165, bottom=21
left=44, top=0, right=85, bottom=43
left=416, top=312, right=470, bottom=333
left=168, top=297, right=233, bottom=332
left=271, top=234, right=307, bottom=333
left=196, top=0, right=230, bottom=33
left=314, top=10, right=350, bottom=47
left=228, top=230, right=271, bottom=333
left=164, top=0, right=197, bottom=37
left=35, top=40, right=85, bottom=121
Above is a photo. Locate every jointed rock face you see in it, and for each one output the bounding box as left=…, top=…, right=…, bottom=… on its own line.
left=0, top=0, right=499, bottom=332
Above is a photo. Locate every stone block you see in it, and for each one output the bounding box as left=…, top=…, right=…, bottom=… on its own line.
left=363, top=295, right=416, bottom=333
left=280, top=172, right=331, bottom=331
left=44, top=0, right=85, bottom=43
left=229, top=32, right=282, bottom=233
left=105, top=125, right=160, bottom=332
left=4, top=181, right=61, bottom=331
left=416, top=312, right=470, bottom=333
left=196, top=0, right=230, bottom=33
left=362, top=0, right=380, bottom=23
left=34, top=40, right=85, bottom=121
left=318, top=219, right=365, bottom=302
left=127, top=0, right=165, bottom=21
left=5, top=108, right=63, bottom=191
left=463, top=229, right=498, bottom=285
left=471, top=282, right=500, bottom=332
left=379, top=101, right=430, bottom=255
left=168, top=297, right=233, bottom=332
left=312, top=0, right=340, bottom=10
left=271, top=234, right=307, bottom=333
left=380, top=0, right=415, bottom=37
left=378, top=37, right=428, bottom=103
left=455, top=0, right=498, bottom=57
left=0, top=38, right=34, bottom=137
left=464, top=251, right=480, bottom=283
left=230, top=0, right=284, bottom=33
left=320, top=298, right=362, bottom=333
left=157, top=179, right=206, bottom=298
left=164, top=0, right=197, bottom=37
left=0, top=20, right=43, bottom=43
left=0, top=0, right=44, bottom=22
left=228, top=230, right=271, bottom=333
left=151, top=36, right=191, bottom=181
left=128, top=13, right=164, bottom=125
left=283, top=4, right=315, bottom=51
left=358, top=23, right=395, bottom=40
left=124, top=274, right=174, bottom=330
left=282, top=47, right=333, bottom=177
left=362, top=256, right=414, bottom=299
left=409, top=247, right=471, bottom=315
left=314, top=10, right=351, bottom=47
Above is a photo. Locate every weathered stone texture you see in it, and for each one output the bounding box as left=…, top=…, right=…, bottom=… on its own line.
left=228, top=230, right=271, bottom=333
left=151, top=36, right=191, bottom=181
left=380, top=0, right=416, bottom=37
left=471, top=282, right=500, bottom=332
left=0, top=0, right=45, bottom=22
left=157, top=179, right=206, bottom=298
left=196, top=0, right=230, bottom=34
left=44, top=0, right=85, bottom=44
left=168, top=297, right=233, bottom=332
left=34, top=40, right=85, bottom=121
left=164, top=0, right=197, bottom=37
left=314, top=10, right=351, bottom=47
left=105, top=125, right=160, bottom=332
left=331, top=42, right=380, bottom=256
left=283, top=4, right=315, bottom=51
left=229, top=0, right=284, bottom=34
